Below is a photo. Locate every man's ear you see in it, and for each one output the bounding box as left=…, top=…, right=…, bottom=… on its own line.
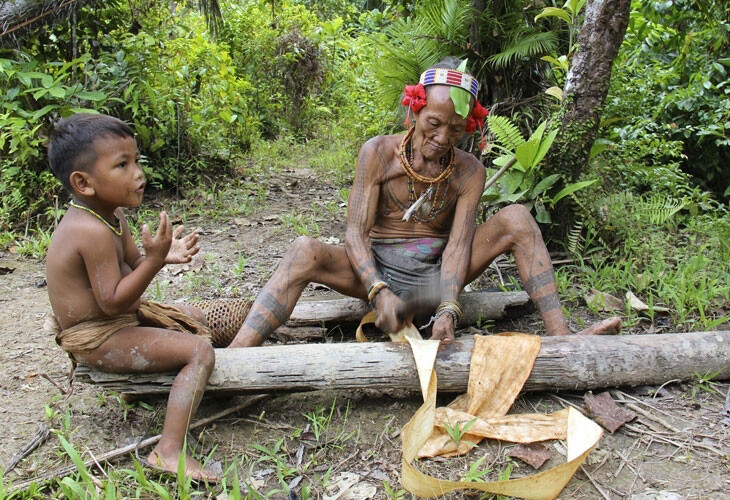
left=69, top=171, right=95, bottom=197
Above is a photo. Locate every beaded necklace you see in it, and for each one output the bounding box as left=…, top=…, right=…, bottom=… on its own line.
left=399, top=127, right=454, bottom=223
left=69, top=200, right=123, bottom=236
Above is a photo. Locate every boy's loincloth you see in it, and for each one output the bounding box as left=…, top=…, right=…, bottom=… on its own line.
left=48, top=301, right=211, bottom=357
left=371, top=237, right=447, bottom=301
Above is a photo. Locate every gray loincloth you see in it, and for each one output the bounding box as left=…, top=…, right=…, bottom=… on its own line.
left=371, top=237, right=447, bottom=302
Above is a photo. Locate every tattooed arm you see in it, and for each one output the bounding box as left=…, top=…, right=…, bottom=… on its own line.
left=344, top=137, right=406, bottom=333
left=431, top=157, right=485, bottom=343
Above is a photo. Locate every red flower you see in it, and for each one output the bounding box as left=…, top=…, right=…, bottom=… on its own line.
left=401, top=84, right=427, bottom=113
left=465, top=101, right=489, bottom=134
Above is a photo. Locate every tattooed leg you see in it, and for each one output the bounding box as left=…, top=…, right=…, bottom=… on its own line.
left=469, top=204, right=620, bottom=335
left=229, top=236, right=364, bottom=347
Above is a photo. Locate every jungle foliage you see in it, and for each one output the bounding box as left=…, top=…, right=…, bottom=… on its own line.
left=0, top=0, right=728, bottom=328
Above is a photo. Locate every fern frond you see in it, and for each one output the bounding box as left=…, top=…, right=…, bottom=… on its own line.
left=567, top=220, right=584, bottom=255
left=422, top=0, right=472, bottom=47
left=640, top=195, right=687, bottom=225
left=487, top=115, right=525, bottom=151
left=370, top=17, right=445, bottom=108
left=488, top=31, right=557, bottom=68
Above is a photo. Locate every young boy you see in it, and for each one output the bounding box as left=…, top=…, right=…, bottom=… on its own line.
left=45, top=113, right=218, bottom=482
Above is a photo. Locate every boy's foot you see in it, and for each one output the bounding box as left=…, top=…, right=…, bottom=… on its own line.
left=576, top=316, right=622, bottom=335
left=146, top=448, right=220, bottom=483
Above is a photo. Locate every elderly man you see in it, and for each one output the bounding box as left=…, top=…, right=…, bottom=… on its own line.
left=229, top=61, right=620, bottom=348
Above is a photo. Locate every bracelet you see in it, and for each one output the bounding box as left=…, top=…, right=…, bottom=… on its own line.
left=435, top=299, right=462, bottom=327
left=367, top=280, right=389, bottom=304
left=436, top=308, right=458, bottom=328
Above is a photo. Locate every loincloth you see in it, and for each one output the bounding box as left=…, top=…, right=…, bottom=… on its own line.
left=47, top=301, right=211, bottom=357
left=371, top=237, right=446, bottom=301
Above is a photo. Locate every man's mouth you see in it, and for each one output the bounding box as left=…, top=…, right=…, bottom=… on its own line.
left=136, top=183, right=145, bottom=193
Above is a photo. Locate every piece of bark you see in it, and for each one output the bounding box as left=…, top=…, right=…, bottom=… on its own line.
left=508, top=443, right=551, bottom=469
left=584, top=391, right=636, bottom=433
left=74, top=331, right=730, bottom=398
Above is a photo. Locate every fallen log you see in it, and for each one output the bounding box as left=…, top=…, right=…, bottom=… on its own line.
left=75, top=331, right=730, bottom=397
left=287, top=290, right=530, bottom=327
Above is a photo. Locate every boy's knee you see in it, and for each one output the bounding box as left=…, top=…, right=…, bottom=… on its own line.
left=194, top=339, right=215, bottom=370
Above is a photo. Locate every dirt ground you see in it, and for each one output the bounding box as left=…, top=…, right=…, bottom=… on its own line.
left=1, top=166, right=729, bottom=499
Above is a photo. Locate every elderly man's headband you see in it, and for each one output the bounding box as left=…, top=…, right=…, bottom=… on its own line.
left=401, top=63, right=489, bottom=141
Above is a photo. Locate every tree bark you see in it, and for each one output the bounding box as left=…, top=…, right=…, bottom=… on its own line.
left=75, top=331, right=730, bottom=397
left=286, top=290, right=529, bottom=327
left=548, top=0, right=632, bottom=181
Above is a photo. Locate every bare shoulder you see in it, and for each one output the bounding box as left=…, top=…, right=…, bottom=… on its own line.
left=453, top=148, right=486, bottom=183
left=356, top=134, right=401, bottom=178
left=48, top=211, right=118, bottom=263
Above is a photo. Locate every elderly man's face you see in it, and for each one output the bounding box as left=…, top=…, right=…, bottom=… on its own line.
left=415, top=85, right=470, bottom=160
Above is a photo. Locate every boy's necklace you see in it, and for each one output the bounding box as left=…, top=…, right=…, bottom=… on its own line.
left=69, top=200, right=123, bottom=236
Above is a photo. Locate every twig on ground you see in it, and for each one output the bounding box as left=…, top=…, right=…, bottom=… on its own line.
left=610, top=390, right=681, bottom=433
left=653, top=379, right=681, bottom=399
left=6, top=424, right=51, bottom=473
left=9, top=394, right=269, bottom=492
left=40, top=373, right=70, bottom=395
left=580, top=465, right=612, bottom=500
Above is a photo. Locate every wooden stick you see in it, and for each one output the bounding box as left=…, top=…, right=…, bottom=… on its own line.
left=9, top=394, right=269, bottom=492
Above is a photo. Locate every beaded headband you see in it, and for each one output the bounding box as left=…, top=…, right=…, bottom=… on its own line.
left=419, top=68, right=479, bottom=99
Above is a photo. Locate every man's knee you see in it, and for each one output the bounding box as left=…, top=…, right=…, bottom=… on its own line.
left=287, top=235, right=325, bottom=275
left=498, top=204, right=540, bottom=241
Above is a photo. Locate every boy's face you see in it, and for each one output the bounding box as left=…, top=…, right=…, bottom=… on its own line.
left=85, top=135, right=145, bottom=208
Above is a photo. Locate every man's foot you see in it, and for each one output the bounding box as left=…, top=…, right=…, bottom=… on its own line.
left=146, top=448, right=220, bottom=483
left=576, top=316, right=622, bottom=335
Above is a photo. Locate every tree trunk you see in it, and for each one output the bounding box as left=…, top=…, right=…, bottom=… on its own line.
left=287, top=290, right=529, bottom=327
left=75, top=331, right=730, bottom=397
left=548, top=0, right=632, bottom=182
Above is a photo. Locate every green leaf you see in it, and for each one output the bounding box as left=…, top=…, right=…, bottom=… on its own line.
left=30, top=104, right=56, bottom=121
left=723, top=184, right=730, bottom=197
left=502, top=171, right=525, bottom=194
left=515, top=139, right=539, bottom=169
left=532, top=174, right=561, bottom=195
left=75, top=90, right=106, bottom=101
left=57, top=434, right=93, bottom=483
left=48, top=86, right=66, bottom=99
left=533, top=129, right=558, bottom=166
left=150, top=138, right=165, bottom=152
left=589, top=141, right=608, bottom=159
left=450, top=87, right=470, bottom=119
left=535, top=205, right=551, bottom=223
left=528, top=121, right=547, bottom=145
left=535, top=7, right=571, bottom=24
left=545, top=86, right=563, bottom=100
left=550, top=179, right=598, bottom=205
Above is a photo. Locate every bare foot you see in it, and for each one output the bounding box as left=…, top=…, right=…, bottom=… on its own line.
left=146, top=448, right=219, bottom=483
left=576, top=316, right=622, bottom=335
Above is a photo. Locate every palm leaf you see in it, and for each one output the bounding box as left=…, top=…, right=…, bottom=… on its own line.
left=488, top=31, right=558, bottom=68
left=422, top=0, right=472, bottom=48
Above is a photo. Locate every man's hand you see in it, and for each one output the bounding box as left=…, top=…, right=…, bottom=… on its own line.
left=141, top=212, right=172, bottom=266
left=430, top=313, right=455, bottom=345
left=373, top=288, right=409, bottom=333
left=165, top=225, right=200, bottom=264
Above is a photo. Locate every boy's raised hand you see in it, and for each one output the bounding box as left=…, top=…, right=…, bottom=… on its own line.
left=165, top=225, right=200, bottom=264
left=142, top=211, right=173, bottom=266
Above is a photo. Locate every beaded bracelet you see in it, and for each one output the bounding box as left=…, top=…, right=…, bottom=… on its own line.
left=435, top=299, right=463, bottom=327
left=367, top=280, right=389, bottom=304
